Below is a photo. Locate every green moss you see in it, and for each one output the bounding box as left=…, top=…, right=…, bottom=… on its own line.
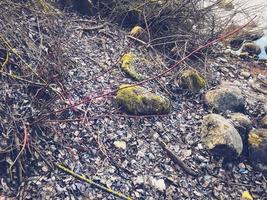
left=180, top=70, right=206, bottom=92
left=116, top=84, right=170, bottom=115
left=121, top=53, right=142, bottom=81
left=117, top=84, right=142, bottom=113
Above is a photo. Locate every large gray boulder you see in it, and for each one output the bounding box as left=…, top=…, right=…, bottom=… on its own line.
left=201, top=114, right=243, bottom=158
left=204, top=84, right=244, bottom=112
left=248, top=129, right=267, bottom=175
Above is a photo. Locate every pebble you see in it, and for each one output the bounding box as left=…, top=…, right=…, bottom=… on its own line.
left=221, top=67, right=229, bottom=73
left=113, top=140, right=127, bottom=150
left=150, top=178, right=166, bottom=191
left=240, top=71, right=251, bottom=79
left=218, top=57, right=228, bottom=63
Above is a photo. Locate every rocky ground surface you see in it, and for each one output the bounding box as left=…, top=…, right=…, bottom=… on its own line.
left=1, top=9, right=267, bottom=200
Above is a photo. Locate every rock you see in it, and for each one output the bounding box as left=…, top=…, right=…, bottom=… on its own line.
left=229, top=113, right=252, bottom=155
left=201, top=114, right=243, bottom=158
left=230, top=39, right=243, bottom=51
left=241, top=42, right=261, bottom=56
left=60, top=0, right=94, bottom=15
left=113, top=140, right=127, bottom=150
left=248, top=129, right=267, bottom=175
left=179, top=69, right=206, bottom=92
left=129, top=26, right=149, bottom=42
left=240, top=71, right=251, bottom=79
left=229, top=29, right=264, bottom=50
left=204, top=84, right=244, bottom=112
left=229, top=113, right=252, bottom=135
left=150, top=178, right=166, bottom=191
left=260, top=115, right=267, bottom=128
left=120, top=53, right=142, bottom=81
left=116, top=84, right=171, bottom=115
left=129, top=26, right=143, bottom=37
left=217, top=0, right=234, bottom=10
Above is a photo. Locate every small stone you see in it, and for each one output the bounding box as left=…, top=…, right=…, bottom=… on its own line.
left=180, top=149, right=192, bottom=160
left=218, top=57, right=228, bottom=63
left=133, top=176, right=145, bottom=185
left=220, top=67, right=229, bottom=73
left=240, top=71, right=251, bottom=79
left=74, top=131, right=79, bottom=136
left=134, top=191, right=141, bottom=198
left=238, top=162, right=246, bottom=169
left=150, top=178, right=166, bottom=191
left=42, top=165, right=49, bottom=172
left=193, top=190, right=203, bottom=197
left=224, top=49, right=232, bottom=54
left=113, top=140, right=126, bottom=150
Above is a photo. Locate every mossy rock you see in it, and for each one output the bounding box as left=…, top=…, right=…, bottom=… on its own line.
left=116, top=84, right=171, bottom=115
left=248, top=129, right=267, bottom=175
left=179, top=70, right=206, bottom=92
left=120, top=53, right=142, bottom=81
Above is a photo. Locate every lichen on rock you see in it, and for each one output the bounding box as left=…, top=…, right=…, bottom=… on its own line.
left=116, top=84, right=171, bottom=115
left=204, top=83, right=244, bottom=112
left=201, top=114, right=243, bottom=158
left=248, top=128, right=267, bottom=175
left=179, top=69, right=206, bottom=92
left=120, top=53, right=142, bottom=81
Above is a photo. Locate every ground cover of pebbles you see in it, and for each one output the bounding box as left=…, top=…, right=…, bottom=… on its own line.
left=1, top=12, right=267, bottom=200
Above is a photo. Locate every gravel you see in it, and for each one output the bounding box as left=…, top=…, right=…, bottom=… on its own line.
left=0, top=9, right=267, bottom=200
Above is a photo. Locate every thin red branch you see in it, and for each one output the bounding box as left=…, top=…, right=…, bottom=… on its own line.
left=44, top=17, right=256, bottom=116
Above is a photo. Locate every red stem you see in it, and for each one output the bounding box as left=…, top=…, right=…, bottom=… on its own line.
left=49, top=17, right=256, bottom=115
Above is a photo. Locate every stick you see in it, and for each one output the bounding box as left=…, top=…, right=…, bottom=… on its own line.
left=157, top=138, right=198, bottom=177
left=56, top=164, right=132, bottom=200
left=9, top=122, right=29, bottom=171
